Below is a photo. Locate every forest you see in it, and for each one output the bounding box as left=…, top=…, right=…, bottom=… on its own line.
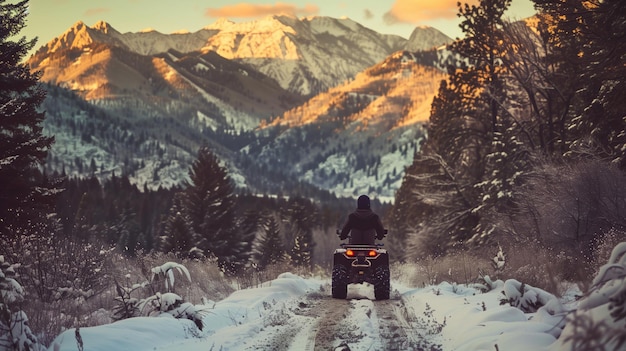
left=1, top=0, right=625, bottom=349
left=389, top=0, right=625, bottom=277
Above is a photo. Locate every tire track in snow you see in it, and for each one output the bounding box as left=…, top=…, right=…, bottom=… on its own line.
left=303, top=295, right=353, bottom=351
left=373, top=297, right=444, bottom=351
left=262, top=293, right=352, bottom=351
left=374, top=299, right=416, bottom=350
left=265, top=285, right=443, bottom=350
left=291, top=288, right=395, bottom=351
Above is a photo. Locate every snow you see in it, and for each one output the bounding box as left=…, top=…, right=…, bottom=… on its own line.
left=151, top=262, right=191, bottom=291
left=47, top=271, right=587, bottom=351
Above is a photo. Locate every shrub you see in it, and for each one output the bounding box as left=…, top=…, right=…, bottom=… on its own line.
left=558, top=242, right=626, bottom=350
left=499, top=279, right=555, bottom=313
left=0, top=255, right=45, bottom=351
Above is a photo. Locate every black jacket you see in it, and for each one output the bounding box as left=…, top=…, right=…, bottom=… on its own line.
left=339, top=209, right=385, bottom=244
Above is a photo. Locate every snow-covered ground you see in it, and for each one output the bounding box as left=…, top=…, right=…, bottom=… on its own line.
left=48, top=270, right=600, bottom=351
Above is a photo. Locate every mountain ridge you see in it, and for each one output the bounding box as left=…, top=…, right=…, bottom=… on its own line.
left=30, top=15, right=454, bottom=201
left=248, top=50, right=446, bottom=200
left=30, top=16, right=453, bottom=96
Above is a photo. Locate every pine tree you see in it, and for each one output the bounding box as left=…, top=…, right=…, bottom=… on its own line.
left=184, top=146, right=245, bottom=273
left=534, top=0, right=626, bottom=169
left=115, top=201, right=143, bottom=256
left=159, top=193, right=195, bottom=256
left=0, top=0, right=55, bottom=236
left=392, top=0, right=527, bottom=254
left=283, top=199, right=316, bottom=268
left=253, top=215, right=285, bottom=270
left=0, top=255, right=44, bottom=351
left=291, top=228, right=312, bottom=267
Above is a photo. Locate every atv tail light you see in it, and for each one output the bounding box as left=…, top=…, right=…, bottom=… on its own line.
left=346, top=249, right=355, bottom=257
left=368, top=250, right=377, bottom=257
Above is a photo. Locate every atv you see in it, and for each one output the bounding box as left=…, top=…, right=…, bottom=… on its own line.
left=331, top=231, right=390, bottom=300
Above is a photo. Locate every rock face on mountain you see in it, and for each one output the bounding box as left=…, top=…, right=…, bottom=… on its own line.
left=405, top=26, right=454, bottom=51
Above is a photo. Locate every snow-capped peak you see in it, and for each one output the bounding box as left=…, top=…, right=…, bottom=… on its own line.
left=139, top=27, right=157, bottom=33
left=204, top=18, right=236, bottom=30
left=405, top=26, right=453, bottom=52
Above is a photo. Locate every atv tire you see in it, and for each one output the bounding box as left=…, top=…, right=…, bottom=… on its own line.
left=374, top=266, right=390, bottom=300
left=332, top=264, right=348, bottom=299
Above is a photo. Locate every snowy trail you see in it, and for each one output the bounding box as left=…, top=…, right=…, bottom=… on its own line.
left=281, top=284, right=443, bottom=351
left=286, top=295, right=351, bottom=351
left=49, top=273, right=577, bottom=351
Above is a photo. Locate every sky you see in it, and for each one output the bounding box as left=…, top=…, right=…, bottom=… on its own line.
left=21, top=0, right=537, bottom=53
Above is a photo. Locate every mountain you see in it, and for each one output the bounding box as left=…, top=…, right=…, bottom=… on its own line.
left=41, top=82, right=230, bottom=190
left=201, top=15, right=407, bottom=95
left=33, top=20, right=217, bottom=57
left=246, top=50, right=447, bottom=201
left=28, top=25, right=304, bottom=132
left=201, top=15, right=451, bottom=95
left=30, top=17, right=452, bottom=96
left=405, top=26, right=455, bottom=51
left=30, top=17, right=452, bottom=200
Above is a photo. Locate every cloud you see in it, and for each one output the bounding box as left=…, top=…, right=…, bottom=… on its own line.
left=205, top=2, right=319, bottom=19
left=84, top=7, right=110, bottom=17
left=364, top=9, right=374, bottom=20
left=383, top=0, right=478, bottom=24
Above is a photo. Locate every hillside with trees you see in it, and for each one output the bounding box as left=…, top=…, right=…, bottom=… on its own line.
left=390, top=0, right=625, bottom=289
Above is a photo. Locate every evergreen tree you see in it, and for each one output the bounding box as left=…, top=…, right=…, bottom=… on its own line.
left=184, top=146, right=246, bottom=273
left=253, top=215, right=285, bottom=270
left=534, top=0, right=626, bottom=169
left=159, top=193, right=195, bottom=256
left=452, top=0, right=533, bottom=245
left=115, top=201, right=143, bottom=256
left=392, top=0, right=528, bottom=255
left=283, top=199, right=316, bottom=268
left=291, top=228, right=312, bottom=267
left=0, top=0, right=55, bottom=236
left=236, top=209, right=259, bottom=264
left=0, top=255, right=44, bottom=351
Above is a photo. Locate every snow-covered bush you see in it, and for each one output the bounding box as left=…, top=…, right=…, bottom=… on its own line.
left=112, top=261, right=208, bottom=330
left=138, top=292, right=207, bottom=330
left=499, top=279, right=557, bottom=313
left=150, top=261, right=191, bottom=293
left=262, top=302, right=291, bottom=327
left=1, top=228, right=111, bottom=303
left=556, top=242, right=626, bottom=350
left=472, top=273, right=502, bottom=293
left=112, top=278, right=147, bottom=321
left=0, top=256, right=45, bottom=351
left=492, top=245, right=505, bottom=271
left=592, top=228, right=626, bottom=275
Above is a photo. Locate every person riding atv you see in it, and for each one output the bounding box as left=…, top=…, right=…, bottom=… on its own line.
left=333, top=195, right=390, bottom=300
left=338, top=195, right=386, bottom=245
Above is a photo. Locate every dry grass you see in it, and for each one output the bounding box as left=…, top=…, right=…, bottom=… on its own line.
left=405, top=250, right=492, bottom=288
left=401, top=242, right=586, bottom=296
